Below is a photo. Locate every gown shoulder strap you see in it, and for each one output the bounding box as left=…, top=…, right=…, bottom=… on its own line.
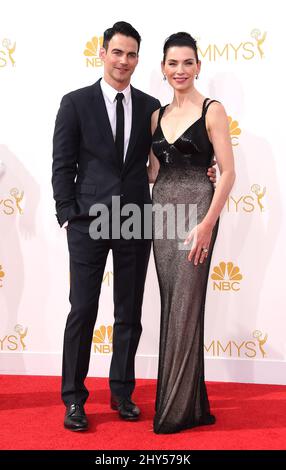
left=202, top=99, right=220, bottom=118
left=157, top=105, right=168, bottom=126
left=202, top=97, right=210, bottom=112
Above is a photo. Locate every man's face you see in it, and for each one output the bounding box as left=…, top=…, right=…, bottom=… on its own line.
left=100, top=33, right=139, bottom=89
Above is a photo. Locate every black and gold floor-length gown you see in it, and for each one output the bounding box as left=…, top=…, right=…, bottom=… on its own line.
left=152, top=99, right=219, bottom=434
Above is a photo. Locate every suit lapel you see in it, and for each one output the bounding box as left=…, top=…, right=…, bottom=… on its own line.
left=122, top=86, right=145, bottom=173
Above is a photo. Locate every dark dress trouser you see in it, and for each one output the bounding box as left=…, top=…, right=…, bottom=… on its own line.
left=61, top=225, right=151, bottom=405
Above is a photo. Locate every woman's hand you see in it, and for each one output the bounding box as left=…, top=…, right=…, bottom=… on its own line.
left=184, top=222, right=213, bottom=265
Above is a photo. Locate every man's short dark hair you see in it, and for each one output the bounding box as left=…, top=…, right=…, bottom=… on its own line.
left=103, top=21, right=141, bottom=53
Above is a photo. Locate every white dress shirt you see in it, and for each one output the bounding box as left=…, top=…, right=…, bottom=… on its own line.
left=100, top=77, right=132, bottom=161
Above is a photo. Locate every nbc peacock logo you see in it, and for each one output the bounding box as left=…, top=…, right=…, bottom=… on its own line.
left=0, top=264, right=5, bottom=287
left=84, top=35, right=103, bottom=67
left=211, top=261, right=243, bottom=291
left=228, top=116, right=241, bottom=146
left=0, top=38, right=16, bottom=68
left=92, top=325, right=113, bottom=354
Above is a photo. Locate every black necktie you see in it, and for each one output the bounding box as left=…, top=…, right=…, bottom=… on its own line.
left=115, top=93, right=125, bottom=168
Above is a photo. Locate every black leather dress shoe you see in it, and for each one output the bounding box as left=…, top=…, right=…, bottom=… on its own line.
left=110, top=395, right=140, bottom=421
left=64, top=404, right=88, bottom=431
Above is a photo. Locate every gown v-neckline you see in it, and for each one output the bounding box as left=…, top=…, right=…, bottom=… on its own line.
left=159, top=114, right=203, bottom=146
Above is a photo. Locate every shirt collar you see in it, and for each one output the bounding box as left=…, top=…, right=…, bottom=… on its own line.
left=100, top=78, right=131, bottom=105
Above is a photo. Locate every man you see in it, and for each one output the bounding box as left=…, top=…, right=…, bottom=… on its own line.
left=52, top=21, right=216, bottom=431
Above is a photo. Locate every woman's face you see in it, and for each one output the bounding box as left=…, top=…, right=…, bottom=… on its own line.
left=162, top=46, right=201, bottom=91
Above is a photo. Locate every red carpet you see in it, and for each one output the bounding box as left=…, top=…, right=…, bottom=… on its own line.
left=0, top=375, right=286, bottom=450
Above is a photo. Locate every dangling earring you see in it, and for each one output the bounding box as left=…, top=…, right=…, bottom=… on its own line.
left=195, top=74, right=199, bottom=80
left=163, top=74, right=167, bottom=81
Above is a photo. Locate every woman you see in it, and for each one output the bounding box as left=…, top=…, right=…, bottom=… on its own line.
left=148, top=32, right=235, bottom=434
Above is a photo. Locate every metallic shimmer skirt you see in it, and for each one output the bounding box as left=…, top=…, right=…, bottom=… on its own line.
left=152, top=165, right=219, bottom=434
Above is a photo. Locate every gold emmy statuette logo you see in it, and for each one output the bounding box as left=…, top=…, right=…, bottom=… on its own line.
left=227, top=183, right=266, bottom=212
left=14, top=324, right=28, bottom=350
left=10, top=187, right=24, bottom=214
left=251, top=29, right=267, bottom=59
left=253, top=330, right=268, bottom=358
left=92, top=325, right=113, bottom=354
left=102, top=271, right=113, bottom=287
left=0, top=264, right=5, bottom=287
left=228, top=116, right=241, bottom=146
left=0, top=38, right=16, bottom=68
left=205, top=330, right=268, bottom=358
left=84, top=36, right=103, bottom=67
left=211, top=261, right=243, bottom=291
left=251, top=184, right=266, bottom=212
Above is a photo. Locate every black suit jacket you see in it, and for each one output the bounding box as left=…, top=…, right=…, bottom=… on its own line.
left=52, top=79, right=160, bottom=232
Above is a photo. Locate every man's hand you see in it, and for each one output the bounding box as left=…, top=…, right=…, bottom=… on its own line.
left=207, top=159, right=217, bottom=185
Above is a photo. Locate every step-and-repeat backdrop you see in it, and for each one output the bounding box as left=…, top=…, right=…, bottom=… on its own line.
left=1, top=0, right=285, bottom=383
